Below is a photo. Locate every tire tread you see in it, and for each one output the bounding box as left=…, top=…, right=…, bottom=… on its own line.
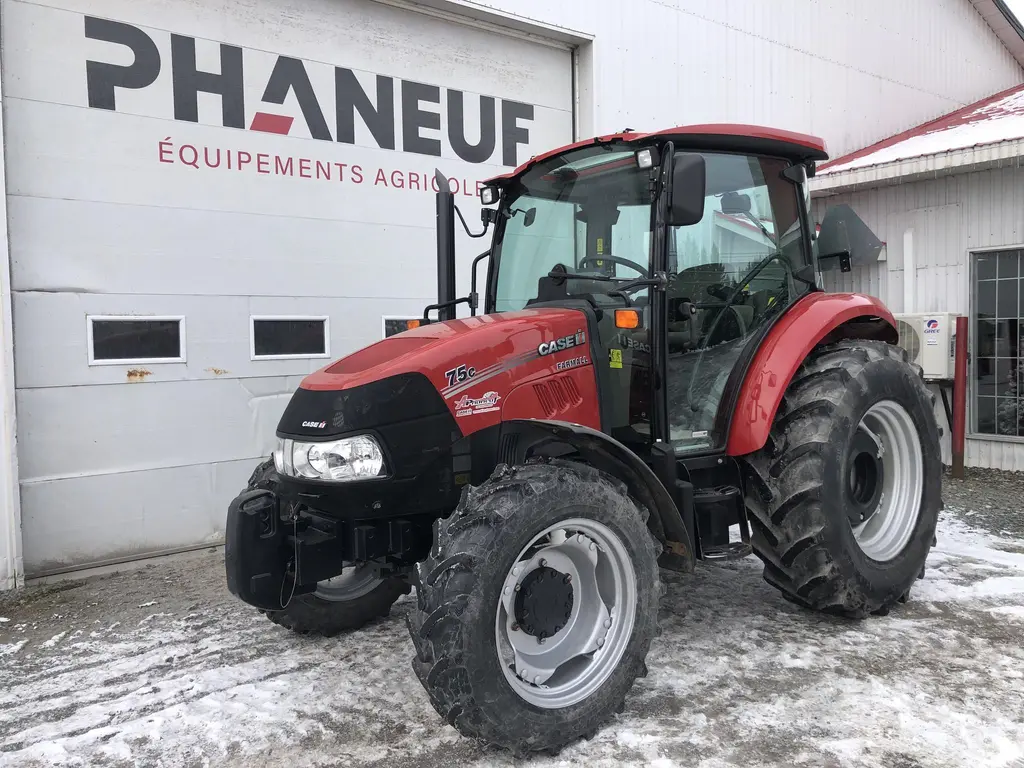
left=738, top=339, right=939, bottom=619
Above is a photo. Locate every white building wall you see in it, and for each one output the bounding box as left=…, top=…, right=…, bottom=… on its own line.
left=813, top=165, right=1024, bottom=471
left=0, top=5, right=24, bottom=589
left=457, top=0, right=1024, bottom=157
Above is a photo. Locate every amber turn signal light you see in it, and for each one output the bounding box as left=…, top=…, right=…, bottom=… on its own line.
left=406, top=319, right=421, bottom=330
left=614, top=309, right=641, bottom=329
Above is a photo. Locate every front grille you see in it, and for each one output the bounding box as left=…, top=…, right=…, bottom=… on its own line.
left=533, top=376, right=583, bottom=417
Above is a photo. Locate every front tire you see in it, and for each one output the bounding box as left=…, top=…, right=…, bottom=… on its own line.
left=738, top=340, right=942, bottom=618
left=242, top=459, right=411, bottom=636
left=408, top=459, right=660, bottom=755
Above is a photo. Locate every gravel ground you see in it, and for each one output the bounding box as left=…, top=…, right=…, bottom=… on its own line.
left=0, top=468, right=1022, bottom=768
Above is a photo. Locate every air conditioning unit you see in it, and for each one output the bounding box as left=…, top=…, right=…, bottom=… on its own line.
left=894, top=312, right=957, bottom=380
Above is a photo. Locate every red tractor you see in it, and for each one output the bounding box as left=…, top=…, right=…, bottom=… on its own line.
left=225, top=125, right=941, bottom=755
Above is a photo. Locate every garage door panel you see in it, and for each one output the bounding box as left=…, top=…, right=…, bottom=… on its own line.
left=17, top=377, right=299, bottom=481
left=5, top=98, right=570, bottom=218
left=13, top=291, right=430, bottom=390
left=21, top=457, right=253, bottom=577
left=14, top=0, right=572, bottom=111
left=8, top=197, right=448, bottom=298
left=4, top=0, right=572, bottom=139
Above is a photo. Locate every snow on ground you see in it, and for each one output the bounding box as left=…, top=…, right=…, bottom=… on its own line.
left=0, top=475, right=1023, bottom=768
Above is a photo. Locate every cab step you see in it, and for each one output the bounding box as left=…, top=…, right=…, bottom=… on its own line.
left=695, top=484, right=753, bottom=561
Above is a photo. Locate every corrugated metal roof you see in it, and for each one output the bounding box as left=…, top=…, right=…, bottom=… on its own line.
left=818, top=82, right=1024, bottom=175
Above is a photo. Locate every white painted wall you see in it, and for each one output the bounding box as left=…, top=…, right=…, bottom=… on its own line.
left=3, top=0, right=573, bottom=576
left=0, top=3, right=24, bottom=589
left=814, top=166, right=1024, bottom=471
left=447, top=0, right=1024, bottom=158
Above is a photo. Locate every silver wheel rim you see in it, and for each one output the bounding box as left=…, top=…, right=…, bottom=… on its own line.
left=314, top=564, right=382, bottom=601
left=851, top=400, right=924, bottom=562
left=494, top=518, right=637, bottom=709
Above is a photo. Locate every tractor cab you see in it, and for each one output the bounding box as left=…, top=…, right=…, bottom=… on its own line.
left=467, top=128, right=826, bottom=461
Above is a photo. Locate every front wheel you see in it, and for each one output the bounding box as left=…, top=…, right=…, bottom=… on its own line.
left=408, top=460, right=660, bottom=755
left=738, top=340, right=942, bottom=618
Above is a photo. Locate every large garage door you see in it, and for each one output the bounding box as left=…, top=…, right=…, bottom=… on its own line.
left=2, top=0, right=574, bottom=577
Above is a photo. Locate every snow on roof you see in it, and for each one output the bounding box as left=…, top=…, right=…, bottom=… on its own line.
left=818, top=82, right=1024, bottom=175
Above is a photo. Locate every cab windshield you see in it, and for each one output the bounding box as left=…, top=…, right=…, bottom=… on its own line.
left=491, top=143, right=810, bottom=316
left=493, top=144, right=654, bottom=313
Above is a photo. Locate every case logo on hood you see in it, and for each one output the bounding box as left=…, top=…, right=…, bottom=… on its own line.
left=454, top=391, right=501, bottom=417
left=538, top=330, right=586, bottom=357
left=302, top=420, right=327, bottom=429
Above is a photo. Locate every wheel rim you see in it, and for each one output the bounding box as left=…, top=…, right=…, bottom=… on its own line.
left=314, top=564, right=382, bottom=601
left=493, top=518, right=637, bottom=709
left=849, top=400, right=924, bottom=562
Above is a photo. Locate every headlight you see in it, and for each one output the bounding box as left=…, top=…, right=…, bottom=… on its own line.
left=277, top=435, right=386, bottom=482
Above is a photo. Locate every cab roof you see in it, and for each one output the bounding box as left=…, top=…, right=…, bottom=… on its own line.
left=485, top=123, right=829, bottom=186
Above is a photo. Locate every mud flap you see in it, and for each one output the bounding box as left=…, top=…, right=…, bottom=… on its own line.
left=224, top=488, right=289, bottom=611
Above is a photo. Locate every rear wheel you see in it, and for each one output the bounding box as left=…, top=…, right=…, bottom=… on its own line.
left=242, top=459, right=411, bottom=636
left=408, top=459, right=660, bottom=755
left=738, top=340, right=942, bottom=618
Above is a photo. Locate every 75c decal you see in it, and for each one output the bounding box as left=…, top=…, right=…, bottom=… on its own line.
left=445, top=363, right=476, bottom=388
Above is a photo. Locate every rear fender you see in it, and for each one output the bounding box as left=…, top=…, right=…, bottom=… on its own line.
left=497, top=418, right=696, bottom=572
left=726, top=292, right=897, bottom=456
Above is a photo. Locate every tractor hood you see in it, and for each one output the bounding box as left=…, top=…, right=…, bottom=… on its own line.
left=285, top=307, right=597, bottom=436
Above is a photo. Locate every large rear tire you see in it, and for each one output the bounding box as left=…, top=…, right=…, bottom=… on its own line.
left=737, top=340, right=942, bottom=618
left=243, top=459, right=411, bottom=636
left=408, top=459, right=660, bottom=755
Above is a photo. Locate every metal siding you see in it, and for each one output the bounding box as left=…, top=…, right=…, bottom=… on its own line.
left=816, top=164, right=1024, bottom=471
left=4, top=0, right=575, bottom=575
left=466, top=0, right=1022, bottom=156
left=20, top=458, right=259, bottom=577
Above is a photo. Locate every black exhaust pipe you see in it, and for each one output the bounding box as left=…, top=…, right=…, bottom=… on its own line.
left=434, top=169, right=457, bottom=321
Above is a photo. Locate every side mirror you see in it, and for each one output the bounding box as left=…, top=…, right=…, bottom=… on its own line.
left=523, top=207, right=537, bottom=227
left=669, top=153, right=706, bottom=227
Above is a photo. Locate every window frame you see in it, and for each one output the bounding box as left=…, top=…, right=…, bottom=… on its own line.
left=86, top=314, right=187, bottom=366
left=249, top=315, right=331, bottom=361
left=968, top=244, right=1024, bottom=443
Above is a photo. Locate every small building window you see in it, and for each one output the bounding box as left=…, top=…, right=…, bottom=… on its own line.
left=87, top=316, right=185, bottom=365
left=971, top=249, right=1022, bottom=439
left=251, top=316, right=329, bottom=360
left=382, top=316, right=423, bottom=338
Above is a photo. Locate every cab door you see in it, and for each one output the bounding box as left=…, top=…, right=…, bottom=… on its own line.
left=661, top=152, right=813, bottom=453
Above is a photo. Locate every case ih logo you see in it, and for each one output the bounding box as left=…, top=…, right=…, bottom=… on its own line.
left=83, top=16, right=534, bottom=166
left=301, top=420, right=327, bottom=429
left=924, top=319, right=940, bottom=333
left=538, top=330, right=587, bottom=357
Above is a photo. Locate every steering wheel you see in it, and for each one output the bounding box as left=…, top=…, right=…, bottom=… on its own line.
left=682, top=252, right=791, bottom=412
left=579, top=255, right=650, bottom=278
left=699, top=253, right=788, bottom=346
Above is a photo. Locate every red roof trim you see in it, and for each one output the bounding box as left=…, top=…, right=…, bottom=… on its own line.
left=483, top=123, right=829, bottom=186
left=817, top=81, right=1024, bottom=172
left=643, top=123, right=827, bottom=155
